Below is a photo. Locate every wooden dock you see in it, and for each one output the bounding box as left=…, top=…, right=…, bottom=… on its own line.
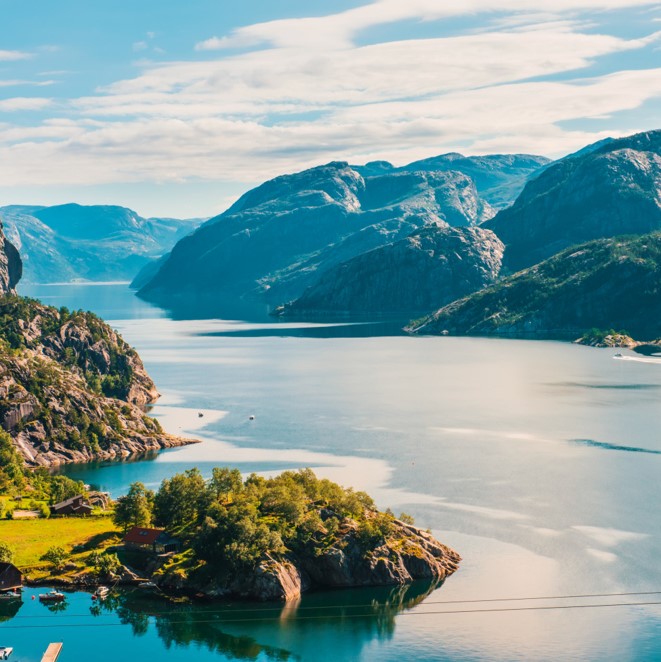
left=41, top=643, right=63, bottom=662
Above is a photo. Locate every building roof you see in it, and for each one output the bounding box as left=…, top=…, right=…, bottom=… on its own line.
left=0, top=562, right=20, bottom=574
left=52, top=494, right=86, bottom=510
left=124, top=527, right=166, bottom=545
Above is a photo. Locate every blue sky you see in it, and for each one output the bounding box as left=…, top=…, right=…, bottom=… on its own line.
left=0, top=0, right=660, bottom=217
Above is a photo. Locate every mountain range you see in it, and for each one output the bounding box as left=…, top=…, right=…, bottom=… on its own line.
left=137, top=153, right=546, bottom=306
left=1, top=203, right=201, bottom=283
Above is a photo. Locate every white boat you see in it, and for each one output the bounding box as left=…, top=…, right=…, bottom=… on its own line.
left=0, top=591, right=20, bottom=600
left=38, top=590, right=65, bottom=603
left=92, top=586, right=110, bottom=600
left=0, top=647, right=13, bottom=659
left=137, top=581, right=157, bottom=590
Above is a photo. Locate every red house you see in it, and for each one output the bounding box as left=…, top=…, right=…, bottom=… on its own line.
left=123, top=527, right=180, bottom=554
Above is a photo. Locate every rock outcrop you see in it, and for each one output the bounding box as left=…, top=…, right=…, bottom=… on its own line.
left=138, top=162, right=495, bottom=306
left=276, top=226, right=504, bottom=316
left=0, top=297, right=195, bottom=466
left=0, top=203, right=200, bottom=283
left=407, top=233, right=661, bottom=340
left=486, top=129, right=661, bottom=272
left=157, top=517, right=460, bottom=602
left=0, top=222, right=22, bottom=294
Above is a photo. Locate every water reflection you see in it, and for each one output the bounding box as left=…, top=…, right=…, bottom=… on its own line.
left=88, top=580, right=442, bottom=661
left=0, top=598, right=22, bottom=623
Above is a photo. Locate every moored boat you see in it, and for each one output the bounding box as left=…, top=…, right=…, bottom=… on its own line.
left=38, top=590, right=65, bottom=603
left=0, top=646, right=13, bottom=659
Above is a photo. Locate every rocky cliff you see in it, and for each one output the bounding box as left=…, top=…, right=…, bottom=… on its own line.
left=0, top=222, right=22, bottom=294
left=0, top=297, right=193, bottom=466
left=276, top=226, right=504, bottom=316
left=1, top=204, right=200, bottom=283
left=486, top=130, right=661, bottom=272
left=138, top=162, right=494, bottom=305
left=157, top=516, right=460, bottom=602
left=407, top=233, right=661, bottom=340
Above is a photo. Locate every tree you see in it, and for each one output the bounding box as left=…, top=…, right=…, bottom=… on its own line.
left=0, top=541, right=14, bottom=563
left=88, top=551, right=121, bottom=579
left=208, top=467, right=243, bottom=502
left=41, top=546, right=70, bottom=570
left=49, top=475, right=86, bottom=505
left=112, top=482, right=154, bottom=533
left=153, top=468, right=207, bottom=529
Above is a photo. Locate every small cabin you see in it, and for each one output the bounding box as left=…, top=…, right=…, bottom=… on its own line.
left=123, top=527, right=181, bottom=554
left=0, top=563, right=22, bottom=592
left=50, top=494, right=94, bottom=516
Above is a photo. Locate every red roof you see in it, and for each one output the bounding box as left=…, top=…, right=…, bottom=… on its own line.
left=124, top=527, right=165, bottom=545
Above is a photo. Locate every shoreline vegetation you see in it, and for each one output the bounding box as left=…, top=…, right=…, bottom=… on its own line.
left=0, top=465, right=461, bottom=602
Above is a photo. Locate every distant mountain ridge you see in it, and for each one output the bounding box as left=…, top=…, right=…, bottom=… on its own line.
left=1, top=203, right=201, bottom=283
left=138, top=161, right=497, bottom=305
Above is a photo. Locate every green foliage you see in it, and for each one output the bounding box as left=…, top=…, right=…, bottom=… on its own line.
left=153, top=468, right=208, bottom=530
left=0, top=429, right=25, bottom=493
left=356, top=511, right=395, bottom=548
left=113, top=482, right=154, bottom=533
left=399, top=512, right=415, bottom=525
left=0, top=541, right=14, bottom=563
left=88, top=550, right=121, bottom=578
left=41, top=545, right=70, bottom=570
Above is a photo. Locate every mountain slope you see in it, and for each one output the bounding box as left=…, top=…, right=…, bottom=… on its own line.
left=408, top=233, right=661, bottom=340
left=139, top=162, right=494, bottom=305
left=354, top=153, right=549, bottom=209
left=1, top=204, right=201, bottom=283
left=276, top=226, right=503, bottom=316
left=0, top=223, right=192, bottom=467
left=486, top=130, right=661, bottom=272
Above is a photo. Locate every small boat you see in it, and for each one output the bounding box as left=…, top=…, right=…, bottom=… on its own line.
left=0, top=646, right=13, bottom=660
left=93, top=586, right=109, bottom=600
left=614, top=353, right=623, bottom=358
left=249, top=415, right=255, bottom=421
left=137, top=581, right=157, bottom=590
left=198, top=412, right=204, bottom=418
left=0, top=591, right=20, bottom=600
left=38, top=590, right=65, bottom=603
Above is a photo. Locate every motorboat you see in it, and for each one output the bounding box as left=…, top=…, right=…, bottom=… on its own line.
left=137, top=581, right=157, bottom=590
left=38, top=590, right=65, bottom=603
left=0, top=591, right=20, bottom=600
left=92, top=586, right=110, bottom=600
left=0, top=646, right=13, bottom=660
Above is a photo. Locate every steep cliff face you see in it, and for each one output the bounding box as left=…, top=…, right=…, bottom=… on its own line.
left=139, top=162, right=494, bottom=305
left=408, top=233, right=661, bottom=340
left=0, top=297, right=193, bottom=466
left=277, top=226, right=504, bottom=315
left=0, top=223, right=22, bottom=294
left=486, top=130, right=661, bottom=272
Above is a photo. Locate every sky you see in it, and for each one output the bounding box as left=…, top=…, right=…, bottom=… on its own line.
left=0, top=0, right=660, bottom=218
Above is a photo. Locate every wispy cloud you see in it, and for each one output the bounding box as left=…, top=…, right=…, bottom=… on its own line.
left=0, top=49, right=32, bottom=61
left=0, top=97, right=53, bottom=111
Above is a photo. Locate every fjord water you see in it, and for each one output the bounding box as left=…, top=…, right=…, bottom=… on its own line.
left=9, top=283, right=661, bottom=661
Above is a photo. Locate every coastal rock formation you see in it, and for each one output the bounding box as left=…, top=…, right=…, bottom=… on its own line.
left=407, top=233, right=661, bottom=340
left=0, top=222, right=194, bottom=466
left=486, top=130, right=661, bottom=272
left=0, top=298, right=194, bottom=467
left=157, top=517, right=461, bottom=602
left=1, top=203, right=200, bottom=283
left=138, top=162, right=494, bottom=305
left=277, top=226, right=504, bottom=316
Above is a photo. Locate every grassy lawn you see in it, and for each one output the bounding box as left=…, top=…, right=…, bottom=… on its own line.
left=0, top=516, right=119, bottom=568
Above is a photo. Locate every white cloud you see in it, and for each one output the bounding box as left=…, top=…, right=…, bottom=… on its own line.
left=0, top=49, right=31, bottom=61
left=132, top=41, right=148, bottom=52
left=0, top=97, right=53, bottom=112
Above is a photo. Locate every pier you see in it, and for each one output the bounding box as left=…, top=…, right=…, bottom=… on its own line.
left=41, top=643, right=63, bottom=662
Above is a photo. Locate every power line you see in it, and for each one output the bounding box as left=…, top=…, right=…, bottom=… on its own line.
left=3, top=599, right=661, bottom=629
left=10, top=589, right=661, bottom=619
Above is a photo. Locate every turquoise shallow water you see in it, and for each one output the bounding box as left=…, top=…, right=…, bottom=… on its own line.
left=4, top=283, right=661, bottom=661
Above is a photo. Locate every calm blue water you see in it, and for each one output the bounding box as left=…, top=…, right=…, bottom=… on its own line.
left=4, top=283, right=661, bottom=661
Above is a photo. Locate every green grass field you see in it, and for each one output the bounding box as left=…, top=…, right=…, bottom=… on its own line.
left=0, top=516, right=119, bottom=567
